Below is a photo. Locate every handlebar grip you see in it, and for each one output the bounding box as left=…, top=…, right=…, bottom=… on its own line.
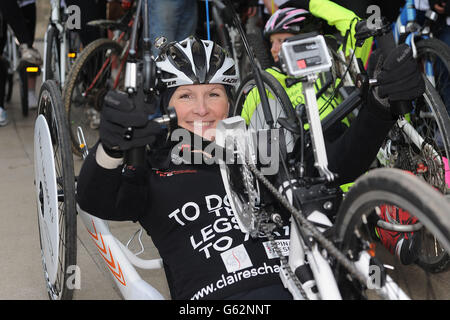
left=377, top=32, right=396, bottom=57
left=125, top=146, right=146, bottom=167
left=122, top=107, right=177, bottom=168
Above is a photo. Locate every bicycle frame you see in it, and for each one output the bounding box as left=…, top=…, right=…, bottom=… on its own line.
left=204, top=0, right=244, bottom=81
left=70, top=124, right=164, bottom=300
left=216, top=23, right=420, bottom=298
left=77, top=207, right=165, bottom=299
left=43, top=0, right=75, bottom=87
left=83, top=19, right=133, bottom=96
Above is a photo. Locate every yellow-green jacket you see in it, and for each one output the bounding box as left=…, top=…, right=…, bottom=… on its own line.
left=241, top=0, right=373, bottom=126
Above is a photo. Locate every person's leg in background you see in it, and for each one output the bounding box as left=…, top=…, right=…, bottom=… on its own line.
left=0, top=13, right=9, bottom=126
left=20, top=1, right=39, bottom=108
left=148, top=0, right=198, bottom=57
left=175, top=0, right=198, bottom=42
left=0, top=0, right=42, bottom=67
left=0, top=57, right=8, bottom=126
left=0, top=0, right=33, bottom=47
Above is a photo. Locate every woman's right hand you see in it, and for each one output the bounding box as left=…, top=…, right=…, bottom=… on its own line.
left=99, top=90, right=161, bottom=156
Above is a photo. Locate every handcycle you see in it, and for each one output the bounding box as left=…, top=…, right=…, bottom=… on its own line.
left=235, top=5, right=450, bottom=272
left=218, top=17, right=450, bottom=298
left=42, top=0, right=82, bottom=89
left=33, top=0, right=450, bottom=300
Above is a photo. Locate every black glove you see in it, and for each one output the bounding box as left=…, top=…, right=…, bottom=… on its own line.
left=279, top=0, right=310, bottom=10
left=368, top=44, right=425, bottom=111
left=428, top=0, right=449, bottom=12
left=99, top=90, right=161, bottom=156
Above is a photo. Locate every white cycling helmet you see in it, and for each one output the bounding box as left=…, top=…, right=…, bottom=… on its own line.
left=156, top=36, right=239, bottom=89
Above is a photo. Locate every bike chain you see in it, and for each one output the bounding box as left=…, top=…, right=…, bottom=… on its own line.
left=261, top=221, right=308, bottom=299
left=238, top=155, right=308, bottom=298
left=245, top=163, right=369, bottom=288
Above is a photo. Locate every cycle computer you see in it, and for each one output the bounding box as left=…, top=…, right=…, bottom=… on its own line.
left=279, top=33, right=332, bottom=78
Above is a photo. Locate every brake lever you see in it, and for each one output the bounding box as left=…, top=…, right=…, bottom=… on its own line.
left=123, top=107, right=178, bottom=167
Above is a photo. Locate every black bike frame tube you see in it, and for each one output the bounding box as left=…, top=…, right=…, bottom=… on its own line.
left=143, top=0, right=150, bottom=51
left=128, top=0, right=142, bottom=59
left=222, top=0, right=275, bottom=127
left=125, top=0, right=145, bottom=167
left=321, top=88, right=362, bottom=134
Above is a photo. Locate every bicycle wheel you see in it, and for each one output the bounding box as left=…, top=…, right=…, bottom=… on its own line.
left=233, top=70, right=297, bottom=152
left=415, top=38, right=450, bottom=116
left=34, top=80, right=77, bottom=300
left=376, top=77, right=450, bottom=273
left=63, top=38, right=123, bottom=156
left=44, top=25, right=61, bottom=86
left=246, top=32, right=273, bottom=70
left=4, top=62, right=13, bottom=102
left=334, top=168, right=450, bottom=299
left=18, top=65, right=28, bottom=117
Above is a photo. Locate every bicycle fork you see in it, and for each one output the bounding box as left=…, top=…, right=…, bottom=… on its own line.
left=377, top=116, right=444, bottom=168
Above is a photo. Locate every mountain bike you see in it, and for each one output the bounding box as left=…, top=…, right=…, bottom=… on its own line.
left=43, top=0, right=82, bottom=88
left=380, top=3, right=450, bottom=271
left=63, top=1, right=135, bottom=157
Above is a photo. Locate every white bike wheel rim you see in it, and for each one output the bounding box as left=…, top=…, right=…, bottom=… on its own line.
left=34, top=114, right=59, bottom=285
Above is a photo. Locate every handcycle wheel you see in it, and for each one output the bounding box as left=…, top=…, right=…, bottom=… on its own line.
left=233, top=70, right=297, bottom=152
left=34, top=80, right=77, bottom=300
left=63, top=38, right=123, bottom=157
left=334, top=168, right=450, bottom=299
left=216, top=117, right=263, bottom=236
left=225, top=70, right=296, bottom=235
